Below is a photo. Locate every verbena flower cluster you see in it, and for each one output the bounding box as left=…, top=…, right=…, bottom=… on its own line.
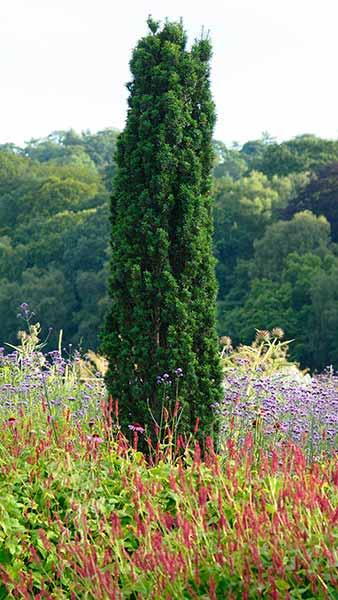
left=0, top=344, right=105, bottom=424
left=156, top=369, right=184, bottom=385
left=215, top=366, right=338, bottom=458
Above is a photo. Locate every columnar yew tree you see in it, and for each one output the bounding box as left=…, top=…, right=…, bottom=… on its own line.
left=102, top=18, right=222, bottom=436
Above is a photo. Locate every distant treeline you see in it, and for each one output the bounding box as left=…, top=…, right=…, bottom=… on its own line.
left=1, top=130, right=338, bottom=370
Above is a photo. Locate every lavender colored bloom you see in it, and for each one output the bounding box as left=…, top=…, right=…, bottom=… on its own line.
left=128, top=423, right=145, bottom=433
left=218, top=365, right=338, bottom=458
left=158, top=373, right=172, bottom=385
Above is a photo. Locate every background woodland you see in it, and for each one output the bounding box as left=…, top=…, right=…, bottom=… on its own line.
left=1, top=130, right=338, bottom=370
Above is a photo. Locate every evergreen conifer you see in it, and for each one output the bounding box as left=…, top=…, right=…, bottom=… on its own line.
left=101, top=18, right=222, bottom=438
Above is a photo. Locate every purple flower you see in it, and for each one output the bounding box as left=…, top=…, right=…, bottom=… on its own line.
left=219, top=366, right=338, bottom=456
left=161, top=373, right=172, bottom=384
left=128, top=423, right=145, bottom=433
left=17, top=302, right=34, bottom=320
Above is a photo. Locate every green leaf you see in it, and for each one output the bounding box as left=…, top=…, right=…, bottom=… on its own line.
left=275, top=579, right=289, bottom=591
left=0, top=548, right=11, bottom=565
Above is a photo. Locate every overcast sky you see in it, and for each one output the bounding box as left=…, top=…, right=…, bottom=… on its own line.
left=1, top=0, right=338, bottom=147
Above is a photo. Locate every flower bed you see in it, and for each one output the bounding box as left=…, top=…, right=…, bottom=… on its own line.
left=0, top=327, right=337, bottom=598
left=0, top=411, right=337, bottom=599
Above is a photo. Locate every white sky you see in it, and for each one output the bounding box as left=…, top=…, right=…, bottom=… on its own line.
left=1, top=0, right=338, bottom=147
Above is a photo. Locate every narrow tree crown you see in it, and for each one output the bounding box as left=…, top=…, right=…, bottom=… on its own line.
left=102, top=19, right=222, bottom=437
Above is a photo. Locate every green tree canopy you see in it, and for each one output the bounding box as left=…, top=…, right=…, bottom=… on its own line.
left=219, top=245, right=338, bottom=370
left=252, top=211, right=331, bottom=280
left=213, top=171, right=304, bottom=297
left=283, top=162, right=338, bottom=242
left=255, top=135, right=338, bottom=177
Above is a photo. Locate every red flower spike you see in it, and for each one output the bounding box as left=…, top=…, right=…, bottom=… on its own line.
left=193, top=442, right=201, bottom=465
left=208, top=577, right=217, bottom=600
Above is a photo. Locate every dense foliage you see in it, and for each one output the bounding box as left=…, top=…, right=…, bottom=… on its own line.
left=0, top=328, right=337, bottom=599
left=0, top=130, right=117, bottom=350
left=2, top=127, right=338, bottom=371
left=101, top=19, right=222, bottom=436
left=213, top=139, right=338, bottom=371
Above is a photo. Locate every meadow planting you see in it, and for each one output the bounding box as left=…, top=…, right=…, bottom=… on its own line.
left=0, top=320, right=337, bottom=599
left=3, top=11, right=338, bottom=600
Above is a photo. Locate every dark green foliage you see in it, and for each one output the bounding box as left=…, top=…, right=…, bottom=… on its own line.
left=101, top=20, right=222, bottom=437
left=251, top=211, right=331, bottom=281
left=255, top=134, right=338, bottom=177
left=0, top=146, right=111, bottom=350
left=284, top=162, right=338, bottom=242
left=212, top=172, right=295, bottom=299
left=219, top=278, right=296, bottom=347
left=219, top=211, right=338, bottom=370
left=282, top=252, right=338, bottom=368
left=240, top=133, right=275, bottom=169
left=2, top=120, right=338, bottom=373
